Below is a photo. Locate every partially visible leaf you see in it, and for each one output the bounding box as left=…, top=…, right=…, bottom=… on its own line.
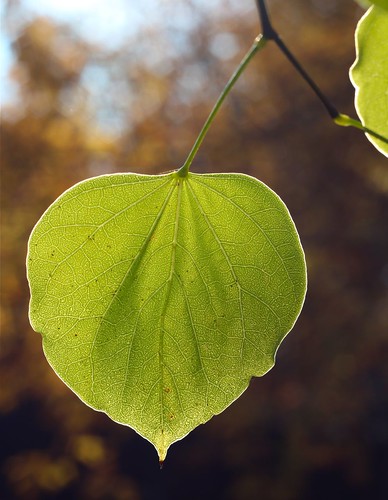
left=354, top=0, right=388, bottom=10
left=27, top=172, right=307, bottom=462
left=350, top=6, right=388, bottom=156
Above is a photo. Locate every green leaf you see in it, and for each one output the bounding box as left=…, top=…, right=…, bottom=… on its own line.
left=350, top=6, right=388, bottom=156
left=354, top=0, right=388, bottom=10
left=27, top=171, right=306, bottom=462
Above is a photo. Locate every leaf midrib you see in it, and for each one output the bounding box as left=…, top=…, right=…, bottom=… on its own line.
left=89, top=178, right=177, bottom=402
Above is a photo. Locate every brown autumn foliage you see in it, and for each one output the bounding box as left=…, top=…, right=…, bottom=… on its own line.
left=1, top=1, right=387, bottom=499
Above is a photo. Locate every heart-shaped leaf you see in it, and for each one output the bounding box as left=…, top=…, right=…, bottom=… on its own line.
left=27, top=171, right=306, bottom=462
left=350, top=5, right=388, bottom=156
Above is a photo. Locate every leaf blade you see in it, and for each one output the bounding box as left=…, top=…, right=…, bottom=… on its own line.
left=27, top=171, right=307, bottom=461
left=350, top=5, right=388, bottom=156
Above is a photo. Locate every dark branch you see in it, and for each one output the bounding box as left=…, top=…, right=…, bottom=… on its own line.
left=255, top=0, right=339, bottom=119
left=256, top=0, right=276, bottom=39
left=274, top=37, right=339, bottom=119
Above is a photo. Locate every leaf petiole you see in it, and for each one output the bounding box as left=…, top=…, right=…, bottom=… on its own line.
left=334, top=113, right=388, bottom=145
left=176, top=34, right=268, bottom=178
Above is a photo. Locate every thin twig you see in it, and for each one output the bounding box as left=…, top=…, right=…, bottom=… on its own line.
left=255, top=0, right=339, bottom=118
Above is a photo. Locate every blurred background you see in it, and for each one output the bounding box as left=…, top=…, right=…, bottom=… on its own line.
left=1, top=0, right=387, bottom=498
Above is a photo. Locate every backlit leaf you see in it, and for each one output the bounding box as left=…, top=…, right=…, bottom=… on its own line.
left=354, top=0, right=388, bottom=10
left=350, top=6, right=388, bottom=156
left=27, top=171, right=306, bottom=461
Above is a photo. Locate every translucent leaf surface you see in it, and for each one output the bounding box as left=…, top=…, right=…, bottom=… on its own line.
left=27, top=172, right=307, bottom=461
left=355, top=0, right=388, bottom=10
left=351, top=6, right=388, bottom=156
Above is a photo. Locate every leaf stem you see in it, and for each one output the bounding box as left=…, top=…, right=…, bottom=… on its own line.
left=176, top=34, right=268, bottom=178
left=334, top=113, right=388, bottom=145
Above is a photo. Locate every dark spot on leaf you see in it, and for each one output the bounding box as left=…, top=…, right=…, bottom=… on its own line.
left=163, top=387, right=171, bottom=393
left=168, top=413, right=175, bottom=420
